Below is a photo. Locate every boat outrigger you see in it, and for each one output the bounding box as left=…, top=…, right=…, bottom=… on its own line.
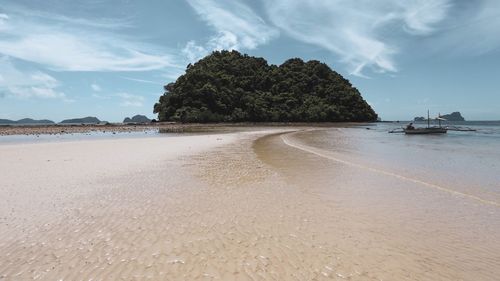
left=404, top=126, right=447, bottom=134
left=389, top=111, right=477, bottom=134
left=404, top=111, right=447, bottom=134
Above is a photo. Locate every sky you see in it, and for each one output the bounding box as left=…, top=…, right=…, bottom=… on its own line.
left=0, top=0, right=499, bottom=122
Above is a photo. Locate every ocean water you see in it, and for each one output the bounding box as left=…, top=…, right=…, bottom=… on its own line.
left=292, top=122, right=500, bottom=205
left=254, top=122, right=500, bottom=279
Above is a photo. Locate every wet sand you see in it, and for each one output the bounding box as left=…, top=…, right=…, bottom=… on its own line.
left=1, top=128, right=499, bottom=280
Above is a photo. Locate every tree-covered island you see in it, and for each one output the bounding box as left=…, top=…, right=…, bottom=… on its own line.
left=154, top=51, right=377, bottom=122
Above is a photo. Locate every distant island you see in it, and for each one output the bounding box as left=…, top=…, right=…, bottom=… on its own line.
left=1, top=115, right=153, bottom=126
left=154, top=50, right=377, bottom=122
left=414, top=111, right=465, bottom=122
left=60, top=116, right=102, bottom=124
left=441, top=112, right=465, bottom=121
left=0, top=118, right=55, bottom=125
left=123, top=115, right=151, bottom=124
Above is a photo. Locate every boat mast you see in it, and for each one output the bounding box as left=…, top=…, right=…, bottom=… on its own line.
left=427, top=110, right=430, bottom=128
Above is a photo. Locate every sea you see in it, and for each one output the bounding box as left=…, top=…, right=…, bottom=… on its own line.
left=291, top=120, right=500, bottom=205
left=251, top=120, right=500, bottom=279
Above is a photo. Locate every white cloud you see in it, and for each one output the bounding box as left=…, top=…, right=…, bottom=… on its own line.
left=182, top=41, right=209, bottom=63
left=0, top=9, right=177, bottom=72
left=184, top=0, right=278, bottom=62
left=264, top=0, right=451, bottom=76
left=400, top=0, right=452, bottom=34
left=0, top=13, right=8, bottom=31
left=91, top=93, right=109, bottom=100
left=91, top=83, right=102, bottom=92
left=0, top=57, right=69, bottom=100
left=116, top=93, right=144, bottom=107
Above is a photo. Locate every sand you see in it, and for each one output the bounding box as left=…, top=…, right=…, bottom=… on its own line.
left=1, top=128, right=499, bottom=280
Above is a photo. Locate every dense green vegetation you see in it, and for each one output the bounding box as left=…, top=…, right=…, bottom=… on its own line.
left=154, top=51, right=377, bottom=122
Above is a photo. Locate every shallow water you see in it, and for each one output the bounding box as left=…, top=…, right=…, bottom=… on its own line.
left=253, top=126, right=500, bottom=280
left=0, top=129, right=164, bottom=145
left=294, top=123, right=500, bottom=204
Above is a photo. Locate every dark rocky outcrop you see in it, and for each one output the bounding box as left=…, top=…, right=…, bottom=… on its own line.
left=17, top=118, right=55, bottom=124
left=60, top=116, right=101, bottom=124
left=0, top=119, right=16, bottom=125
left=0, top=118, right=55, bottom=125
left=123, top=115, right=151, bottom=123
left=441, top=112, right=465, bottom=121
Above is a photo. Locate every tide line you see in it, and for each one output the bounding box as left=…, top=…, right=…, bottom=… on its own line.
left=281, top=132, right=500, bottom=208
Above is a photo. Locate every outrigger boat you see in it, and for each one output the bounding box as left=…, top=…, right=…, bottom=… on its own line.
left=404, top=110, right=447, bottom=135
left=389, top=111, right=476, bottom=134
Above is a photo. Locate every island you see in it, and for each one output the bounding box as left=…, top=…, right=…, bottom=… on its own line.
left=0, top=118, right=55, bottom=125
left=123, top=115, right=151, bottom=124
left=441, top=112, right=465, bottom=121
left=154, top=50, right=377, bottom=122
left=60, top=116, right=101, bottom=124
left=414, top=112, right=465, bottom=122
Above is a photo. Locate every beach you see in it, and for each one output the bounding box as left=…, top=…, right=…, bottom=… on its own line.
left=1, top=125, right=500, bottom=280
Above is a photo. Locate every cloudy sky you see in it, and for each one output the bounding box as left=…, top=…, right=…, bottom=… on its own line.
left=0, top=0, right=499, bottom=121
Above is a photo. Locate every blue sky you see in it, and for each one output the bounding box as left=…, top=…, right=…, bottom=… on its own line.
left=0, top=0, right=499, bottom=121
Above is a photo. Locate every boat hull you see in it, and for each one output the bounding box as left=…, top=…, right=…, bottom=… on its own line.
left=404, top=128, right=447, bottom=135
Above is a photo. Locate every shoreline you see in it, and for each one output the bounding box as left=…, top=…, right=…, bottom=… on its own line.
left=0, top=122, right=372, bottom=136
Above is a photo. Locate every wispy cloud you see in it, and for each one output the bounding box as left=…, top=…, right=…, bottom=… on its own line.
left=0, top=7, right=177, bottom=72
left=91, top=83, right=102, bottom=92
left=0, top=57, right=69, bottom=101
left=116, top=93, right=144, bottom=107
left=182, top=41, right=210, bottom=63
left=264, top=0, right=451, bottom=76
left=91, top=93, right=110, bottom=100
left=430, top=0, right=500, bottom=55
left=0, top=13, right=8, bottom=31
left=4, top=5, right=133, bottom=30
left=184, top=0, right=278, bottom=61
left=120, top=76, right=163, bottom=85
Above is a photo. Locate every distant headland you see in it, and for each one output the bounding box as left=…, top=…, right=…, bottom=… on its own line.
left=154, top=50, right=377, bottom=123
left=60, top=116, right=103, bottom=124
left=0, top=118, right=55, bottom=125
left=414, top=112, right=465, bottom=122
left=0, top=115, right=153, bottom=126
left=123, top=115, right=151, bottom=124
